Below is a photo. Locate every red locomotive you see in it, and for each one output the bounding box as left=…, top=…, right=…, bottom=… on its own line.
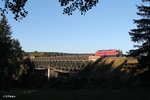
left=95, top=49, right=122, bottom=56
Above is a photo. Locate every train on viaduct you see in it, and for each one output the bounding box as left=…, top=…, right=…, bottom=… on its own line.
left=28, top=49, right=123, bottom=79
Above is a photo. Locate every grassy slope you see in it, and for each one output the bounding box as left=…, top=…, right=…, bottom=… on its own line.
left=67, top=57, right=140, bottom=88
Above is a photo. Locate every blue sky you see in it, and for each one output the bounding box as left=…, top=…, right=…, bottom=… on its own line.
left=7, top=0, right=142, bottom=53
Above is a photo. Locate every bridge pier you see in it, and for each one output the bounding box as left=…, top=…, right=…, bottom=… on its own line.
left=47, top=68, right=58, bottom=80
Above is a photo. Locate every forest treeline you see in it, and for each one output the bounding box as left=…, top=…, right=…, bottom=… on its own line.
left=26, top=52, right=93, bottom=57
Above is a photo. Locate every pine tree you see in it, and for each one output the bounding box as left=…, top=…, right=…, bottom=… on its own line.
left=129, top=0, right=150, bottom=68
left=0, top=16, right=23, bottom=90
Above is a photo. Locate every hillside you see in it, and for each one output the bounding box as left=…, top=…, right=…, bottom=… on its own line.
left=66, top=57, right=141, bottom=88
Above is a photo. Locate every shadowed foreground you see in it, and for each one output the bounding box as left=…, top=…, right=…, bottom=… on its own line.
left=1, top=86, right=150, bottom=100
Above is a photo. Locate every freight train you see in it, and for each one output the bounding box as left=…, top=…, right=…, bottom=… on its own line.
left=95, top=49, right=122, bottom=56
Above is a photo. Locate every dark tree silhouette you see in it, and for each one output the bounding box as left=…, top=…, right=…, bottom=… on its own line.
left=0, top=0, right=99, bottom=20
left=0, top=0, right=28, bottom=20
left=59, top=0, right=99, bottom=15
left=0, top=15, right=24, bottom=90
left=129, top=0, right=150, bottom=69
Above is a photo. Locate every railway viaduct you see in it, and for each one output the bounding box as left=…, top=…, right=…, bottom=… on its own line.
left=30, top=56, right=90, bottom=79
